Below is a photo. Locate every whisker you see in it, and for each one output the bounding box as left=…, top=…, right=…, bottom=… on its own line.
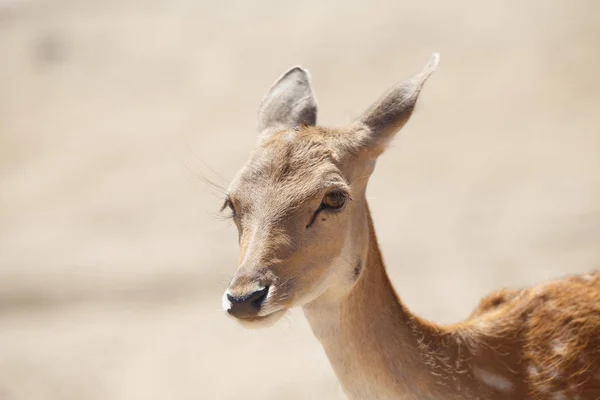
left=179, top=160, right=227, bottom=195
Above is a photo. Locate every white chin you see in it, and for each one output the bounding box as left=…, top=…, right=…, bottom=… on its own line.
left=233, top=309, right=287, bottom=329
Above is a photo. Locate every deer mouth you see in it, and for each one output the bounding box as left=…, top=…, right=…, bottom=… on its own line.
left=233, top=308, right=287, bottom=328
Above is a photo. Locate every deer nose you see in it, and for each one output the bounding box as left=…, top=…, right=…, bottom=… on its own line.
left=226, top=286, right=270, bottom=318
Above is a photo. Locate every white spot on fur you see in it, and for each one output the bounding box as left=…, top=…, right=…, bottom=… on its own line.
left=552, top=392, right=568, bottom=400
left=528, top=365, right=540, bottom=378
left=551, top=339, right=568, bottom=356
left=285, top=129, right=297, bottom=141
left=537, top=384, right=551, bottom=394
left=472, top=366, right=514, bottom=392
left=581, top=274, right=595, bottom=282
left=222, top=291, right=232, bottom=312
left=476, top=320, right=489, bottom=329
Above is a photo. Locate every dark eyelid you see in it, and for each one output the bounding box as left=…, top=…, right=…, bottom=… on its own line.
left=325, top=189, right=351, bottom=203
left=220, top=196, right=235, bottom=214
left=220, top=198, right=230, bottom=212
left=335, top=189, right=352, bottom=201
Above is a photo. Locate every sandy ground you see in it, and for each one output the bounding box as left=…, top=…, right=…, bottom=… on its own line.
left=0, top=0, right=599, bottom=399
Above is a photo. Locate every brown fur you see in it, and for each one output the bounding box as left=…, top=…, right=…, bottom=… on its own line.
left=221, top=55, right=600, bottom=399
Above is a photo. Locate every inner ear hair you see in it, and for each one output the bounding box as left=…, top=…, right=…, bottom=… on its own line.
left=257, top=66, right=318, bottom=138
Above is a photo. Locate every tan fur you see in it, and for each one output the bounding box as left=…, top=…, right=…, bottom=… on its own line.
left=222, top=55, right=600, bottom=399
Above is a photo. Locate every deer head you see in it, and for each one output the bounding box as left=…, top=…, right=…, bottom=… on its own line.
left=222, top=54, right=439, bottom=327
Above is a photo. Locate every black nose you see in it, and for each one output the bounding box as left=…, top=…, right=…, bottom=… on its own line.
left=227, top=286, right=269, bottom=318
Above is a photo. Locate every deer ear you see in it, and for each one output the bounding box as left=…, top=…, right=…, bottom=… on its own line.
left=355, top=53, right=439, bottom=154
left=257, top=66, right=318, bottom=137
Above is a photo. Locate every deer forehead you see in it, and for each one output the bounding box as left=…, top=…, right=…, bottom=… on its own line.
left=229, top=128, right=351, bottom=209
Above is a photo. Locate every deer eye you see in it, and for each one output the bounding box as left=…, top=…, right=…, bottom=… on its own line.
left=322, top=191, right=347, bottom=210
left=306, top=190, right=349, bottom=229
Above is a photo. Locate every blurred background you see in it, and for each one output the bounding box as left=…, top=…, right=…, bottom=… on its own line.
left=0, top=0, right=599, bottom=399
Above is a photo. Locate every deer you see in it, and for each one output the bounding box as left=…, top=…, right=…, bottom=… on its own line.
left=219, top=54, right=600, bottom=400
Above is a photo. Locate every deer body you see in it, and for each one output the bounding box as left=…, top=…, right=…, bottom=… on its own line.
left=220, top=54, right=600, bottom=399
left=305, top=206, right=600, bottom=399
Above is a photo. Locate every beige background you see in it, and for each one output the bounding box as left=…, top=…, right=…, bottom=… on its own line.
left=1, top=1, right=599, bottom=399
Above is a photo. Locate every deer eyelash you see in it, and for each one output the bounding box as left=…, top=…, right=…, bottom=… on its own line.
left=220, top=198, right=237, bottom=219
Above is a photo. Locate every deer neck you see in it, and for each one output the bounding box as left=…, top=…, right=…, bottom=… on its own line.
left=302, top=204, right=514, bottom=400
